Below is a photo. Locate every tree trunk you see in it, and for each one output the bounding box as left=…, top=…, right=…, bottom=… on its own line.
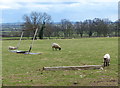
left=39, top=29, right=44, bottom=39
left=80, top=33, right=83, bottom=38
left=89, top=31, right=92, bottom=37
left=38, top=22, right=45, bottom=39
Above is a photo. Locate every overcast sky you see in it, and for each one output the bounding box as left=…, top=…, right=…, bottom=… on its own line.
left=0, top=0, right=118, bottom=23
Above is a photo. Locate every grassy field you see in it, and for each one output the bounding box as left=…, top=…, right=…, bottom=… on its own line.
left=2, top=37, right=118, bottom=86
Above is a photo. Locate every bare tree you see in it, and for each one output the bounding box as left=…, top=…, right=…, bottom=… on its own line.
left=74, top=21, right=84, bottom=38
left=60, top=19, right=73, bottom=38
left=23, top=11, right=51, bottom=39
left=44, top=22, right=54, bottom=39
left=52, top=24, right=62, bottom=38
left=38, top=12, right=51, bottom=39
left=83, top=20, right=94, bottom=37
left=93, top=18, right=110, bottom=37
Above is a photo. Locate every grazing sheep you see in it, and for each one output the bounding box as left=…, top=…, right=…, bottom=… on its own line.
left=103, top=54, right=110, bottom=67
left=52, top=43, right=61, bottom=50
left=9, top=46, right=18, bottom=50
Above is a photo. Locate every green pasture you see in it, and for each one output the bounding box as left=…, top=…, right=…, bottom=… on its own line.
left=2, top=37, right=118, bottom=86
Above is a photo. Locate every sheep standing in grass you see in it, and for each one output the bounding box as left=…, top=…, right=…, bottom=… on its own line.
left=52, top=43, right=61, bottom=51
left=103, top=54, right=110, bottom=67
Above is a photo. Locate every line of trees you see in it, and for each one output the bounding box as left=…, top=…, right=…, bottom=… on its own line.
left=23, top=11, right=119, bottom=39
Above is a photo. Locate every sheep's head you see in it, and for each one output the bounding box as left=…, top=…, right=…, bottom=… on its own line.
left=104, top=58, right=107, bottom=61
left=59, top=48, right=61, bottom=50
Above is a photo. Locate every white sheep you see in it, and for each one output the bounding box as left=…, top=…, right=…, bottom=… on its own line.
left=103, top=54, right=110, bottom=67
left=9, top=46, right=18, bottom=50
left=52, top=43, right=61, bottom=50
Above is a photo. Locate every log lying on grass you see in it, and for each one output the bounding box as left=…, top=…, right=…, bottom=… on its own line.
left=43, top=65, right=103, bottom=71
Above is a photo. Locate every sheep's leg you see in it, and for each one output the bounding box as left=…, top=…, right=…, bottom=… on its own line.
left=104, top=61, right=108, bottom=67
left=106, top=62, right=108, bottom=66
left=104, top=61, right=106, bottom=67
left=108, top=62, right=110, bottom=66
left=106, top=59, right=108, bottom=66
left=106, top=59, right=110, bottom=66
left=104, top=58, right=108, bottom=67
left=108, top=59, right=110, bottom=66
left=104, top=61, right=105, bottom=67
left=104, top=59, right=106, bottom=67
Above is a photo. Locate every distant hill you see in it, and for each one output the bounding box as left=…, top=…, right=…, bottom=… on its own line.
left=1, top=22, right=24, bottom=31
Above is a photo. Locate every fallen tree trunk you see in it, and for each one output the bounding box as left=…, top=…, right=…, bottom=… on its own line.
left=43, top=65, right=103, bottom=71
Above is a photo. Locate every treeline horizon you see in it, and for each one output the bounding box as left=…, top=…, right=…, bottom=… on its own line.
left=2, top=11, right=120, bottom=38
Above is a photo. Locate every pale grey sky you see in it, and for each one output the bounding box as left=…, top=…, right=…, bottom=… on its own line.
left=1, top=0, right=118, bottom=23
